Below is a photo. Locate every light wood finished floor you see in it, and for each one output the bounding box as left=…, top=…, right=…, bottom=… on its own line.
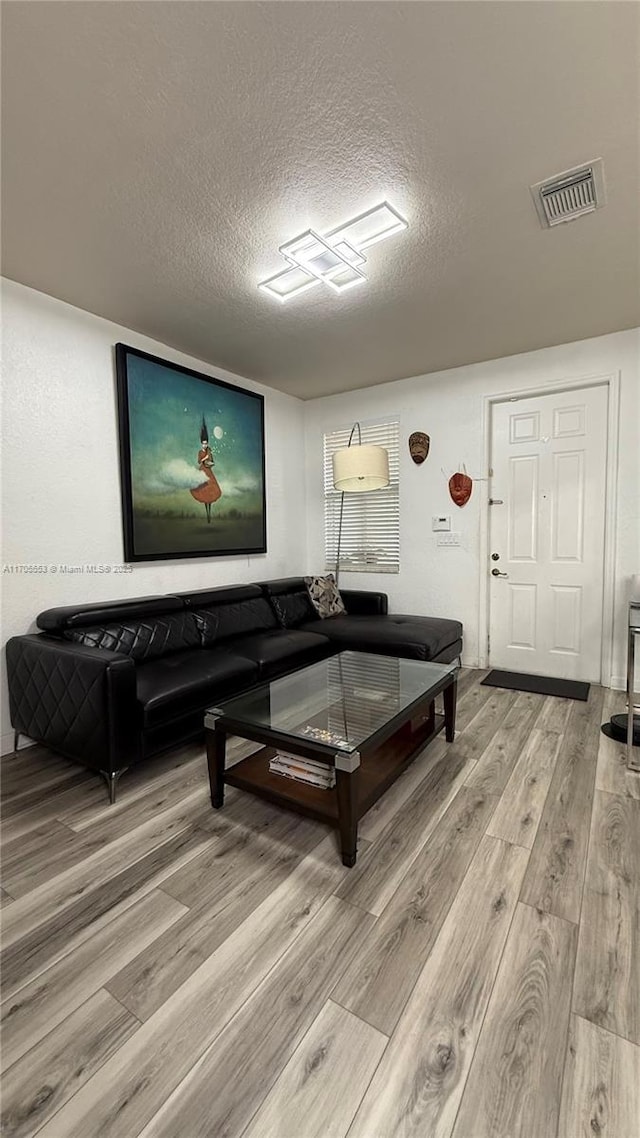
left=1, top=674, right=638, bottom=1137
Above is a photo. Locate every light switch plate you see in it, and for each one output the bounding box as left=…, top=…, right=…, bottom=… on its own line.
left=437, top=532, right=461, bottom=547
left=432, top=515, right=451, bottom=531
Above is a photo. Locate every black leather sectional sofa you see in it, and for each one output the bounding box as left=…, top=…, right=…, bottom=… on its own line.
left=6, top=577, right=462, bottom=800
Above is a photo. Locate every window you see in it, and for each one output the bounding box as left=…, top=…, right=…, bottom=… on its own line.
left=323, top=419, right=400, bottom=574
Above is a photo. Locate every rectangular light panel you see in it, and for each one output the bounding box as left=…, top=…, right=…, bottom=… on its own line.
left=258, top=200, right=408, bottom=301
left=328, top=202, right=408, bottom=251
left=258, top=264, right=320, bottom=302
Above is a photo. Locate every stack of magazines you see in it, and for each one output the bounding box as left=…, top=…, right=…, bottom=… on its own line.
left=269, top=751, right=336, bottom=789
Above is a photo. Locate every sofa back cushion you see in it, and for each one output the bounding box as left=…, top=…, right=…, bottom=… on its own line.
left=63, top=610, right=201, bottom=661
left=193, top=596, right=277, bottom=646
left=270, top=591, right=317, bottom=629
left=37, top=594, right=184, bottom=633
left=255, top=578, right=319, bottom=629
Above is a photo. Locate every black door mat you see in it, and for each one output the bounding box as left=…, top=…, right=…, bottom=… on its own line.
left=481, top=669, right=590, bottom=701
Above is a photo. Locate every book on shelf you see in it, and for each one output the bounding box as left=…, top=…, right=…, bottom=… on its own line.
left=269, top=751, right=336, bottom=789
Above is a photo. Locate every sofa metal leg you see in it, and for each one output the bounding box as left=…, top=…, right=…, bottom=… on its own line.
left=98, top=768, right=128, bottom=804
left=13, top=731, right=21, bottom=753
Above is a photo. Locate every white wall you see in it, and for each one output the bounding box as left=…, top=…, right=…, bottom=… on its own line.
left=1, top=279, right=306, bottom=753
left=304, top=329, right=639, bottom=686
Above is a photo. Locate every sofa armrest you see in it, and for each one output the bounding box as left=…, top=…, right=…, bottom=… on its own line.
left=340, top=589, right=388, bottom=616
left=5, top=634, right=139, bottom=773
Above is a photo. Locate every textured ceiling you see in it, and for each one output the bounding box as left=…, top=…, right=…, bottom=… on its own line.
left=2, top=1, right=639, bottom=398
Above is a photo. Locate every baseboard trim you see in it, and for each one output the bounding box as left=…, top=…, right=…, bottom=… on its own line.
left=1, top=731, right=35, bottom=757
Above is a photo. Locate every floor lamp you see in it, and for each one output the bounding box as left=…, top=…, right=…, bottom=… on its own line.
left=332, top=422, right=390, bottom=586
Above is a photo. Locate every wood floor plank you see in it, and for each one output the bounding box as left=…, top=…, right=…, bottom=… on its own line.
left=573, top=790, right=640, bottom=1044
left=337, top=746, right=468, bottom=915
left=0, top=758, right=83, bottom=812
left=520, top=686, right=605, bottom=924
left=558, top=1014, right=640, bottom=1138
left=141, top=898, right=375, bottom=1138
left=358, top=687, right=514, bottom=855
left=161, top=796, right=323, bottom=908
left=35, top=837, right=353, bottom=1138
left=56, top=751, right=202, bottom=832
left=0, top=887, right=14, bottom=907
left=332, top=785, right=497, bottom=1034
left=357, top=672, right=486, bottom=843
left=2, top=818, right=77, bottom=875
left=596, top=690, right=640, bottom=800
left=347, top=835, right=529, bottom=1138
left=0, top=820, right=101, bottom=899
left=465, top=690, right=546, bottom=796
left=1, top=673, right=636, bottom=1138
left=357, top=737, right=449, bottom=842
left=487, top=726, right=562, bottom=849
left=451, top=902, right=578, bottom=1138
left=0, top=796, right=212, bottom=949
left=453, top=667, right=486, bottom=700
left=0, top=989, right=139, bottom=1138
left=107, top=815, right=325, bottom=1021
left=240, top=999, right=387, bottom=1138
left=1, top=888, right=186, bottom=1069
left=452, top=676, right=494, bottom=733
left=0, top=827, right=209, bottom=1000
left=535, top=694, right=573, bottom=735
left=445, top=686, right=519, bottom=765
left=66, top=767, right=209, bottom=846
left=0, top=742, right=86, bottom=775
left=0, top=773, right=102, bottom=842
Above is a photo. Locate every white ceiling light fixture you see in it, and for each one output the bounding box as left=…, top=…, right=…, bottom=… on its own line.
left=258, top=201, right=408, bottom=303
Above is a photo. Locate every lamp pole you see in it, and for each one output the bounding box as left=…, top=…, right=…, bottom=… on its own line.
left=334, top=422, right=361, bottom=587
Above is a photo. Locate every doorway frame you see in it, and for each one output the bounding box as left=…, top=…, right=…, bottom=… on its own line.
left=478, top=371, right=620, bottom=686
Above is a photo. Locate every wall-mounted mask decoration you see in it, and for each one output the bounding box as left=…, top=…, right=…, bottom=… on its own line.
left=408, top=431, right=430, bottom=464
left=449, top=469, right=473, bottom=507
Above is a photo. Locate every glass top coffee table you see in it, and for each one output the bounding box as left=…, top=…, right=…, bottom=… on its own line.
left=204, top=651, right=458, bottom=866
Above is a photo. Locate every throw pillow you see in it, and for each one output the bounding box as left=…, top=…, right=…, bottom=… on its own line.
left=304, top=574, right=346, bottom=620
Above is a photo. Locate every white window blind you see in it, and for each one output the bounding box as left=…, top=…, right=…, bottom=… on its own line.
left=324, top=420, right=400, bottom=574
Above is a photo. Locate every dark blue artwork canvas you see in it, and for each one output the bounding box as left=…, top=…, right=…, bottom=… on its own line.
left=116, top=344, right=266, bottom=561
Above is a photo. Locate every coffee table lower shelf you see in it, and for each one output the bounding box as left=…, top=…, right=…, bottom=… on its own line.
left=208, top=706, right=449, bottom=866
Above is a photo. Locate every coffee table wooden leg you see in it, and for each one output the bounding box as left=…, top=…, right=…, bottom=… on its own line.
left=444, top=678, right=457, bottom=742
left=336, top=767, right=358, bottom=868
left=207, top=725, right=226, bottom=808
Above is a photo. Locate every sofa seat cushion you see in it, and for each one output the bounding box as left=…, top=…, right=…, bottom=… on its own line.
left=231, top=630, right=330, bottom=678
left=136, top=649, right=258, bottom=728
left=298, top=614, right=463, bottom=662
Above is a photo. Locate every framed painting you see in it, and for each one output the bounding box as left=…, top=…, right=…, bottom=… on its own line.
left=115, top=344, right=266, bottom=562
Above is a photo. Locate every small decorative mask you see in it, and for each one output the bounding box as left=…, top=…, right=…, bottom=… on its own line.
left=408, top=431, right=430, bottom=464
left=449, top=470, right=473, bottom=507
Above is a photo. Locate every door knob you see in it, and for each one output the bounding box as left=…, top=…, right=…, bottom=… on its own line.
left=491, top=568, right=508, bottom=577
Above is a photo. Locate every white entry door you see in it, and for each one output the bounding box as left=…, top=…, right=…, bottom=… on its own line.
left=489, top=384, right=608, bottom=682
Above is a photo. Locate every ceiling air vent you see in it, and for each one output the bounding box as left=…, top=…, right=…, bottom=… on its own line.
left=531, top=159, right=606, bottom=228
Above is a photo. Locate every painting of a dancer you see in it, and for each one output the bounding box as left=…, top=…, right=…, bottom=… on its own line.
left=191, top=416, right=222, bottom=524
left=115, top=344, right=266, bottom=561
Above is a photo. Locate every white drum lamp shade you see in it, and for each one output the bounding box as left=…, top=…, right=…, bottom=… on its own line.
left=332, top=444, right=389, bottom=492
